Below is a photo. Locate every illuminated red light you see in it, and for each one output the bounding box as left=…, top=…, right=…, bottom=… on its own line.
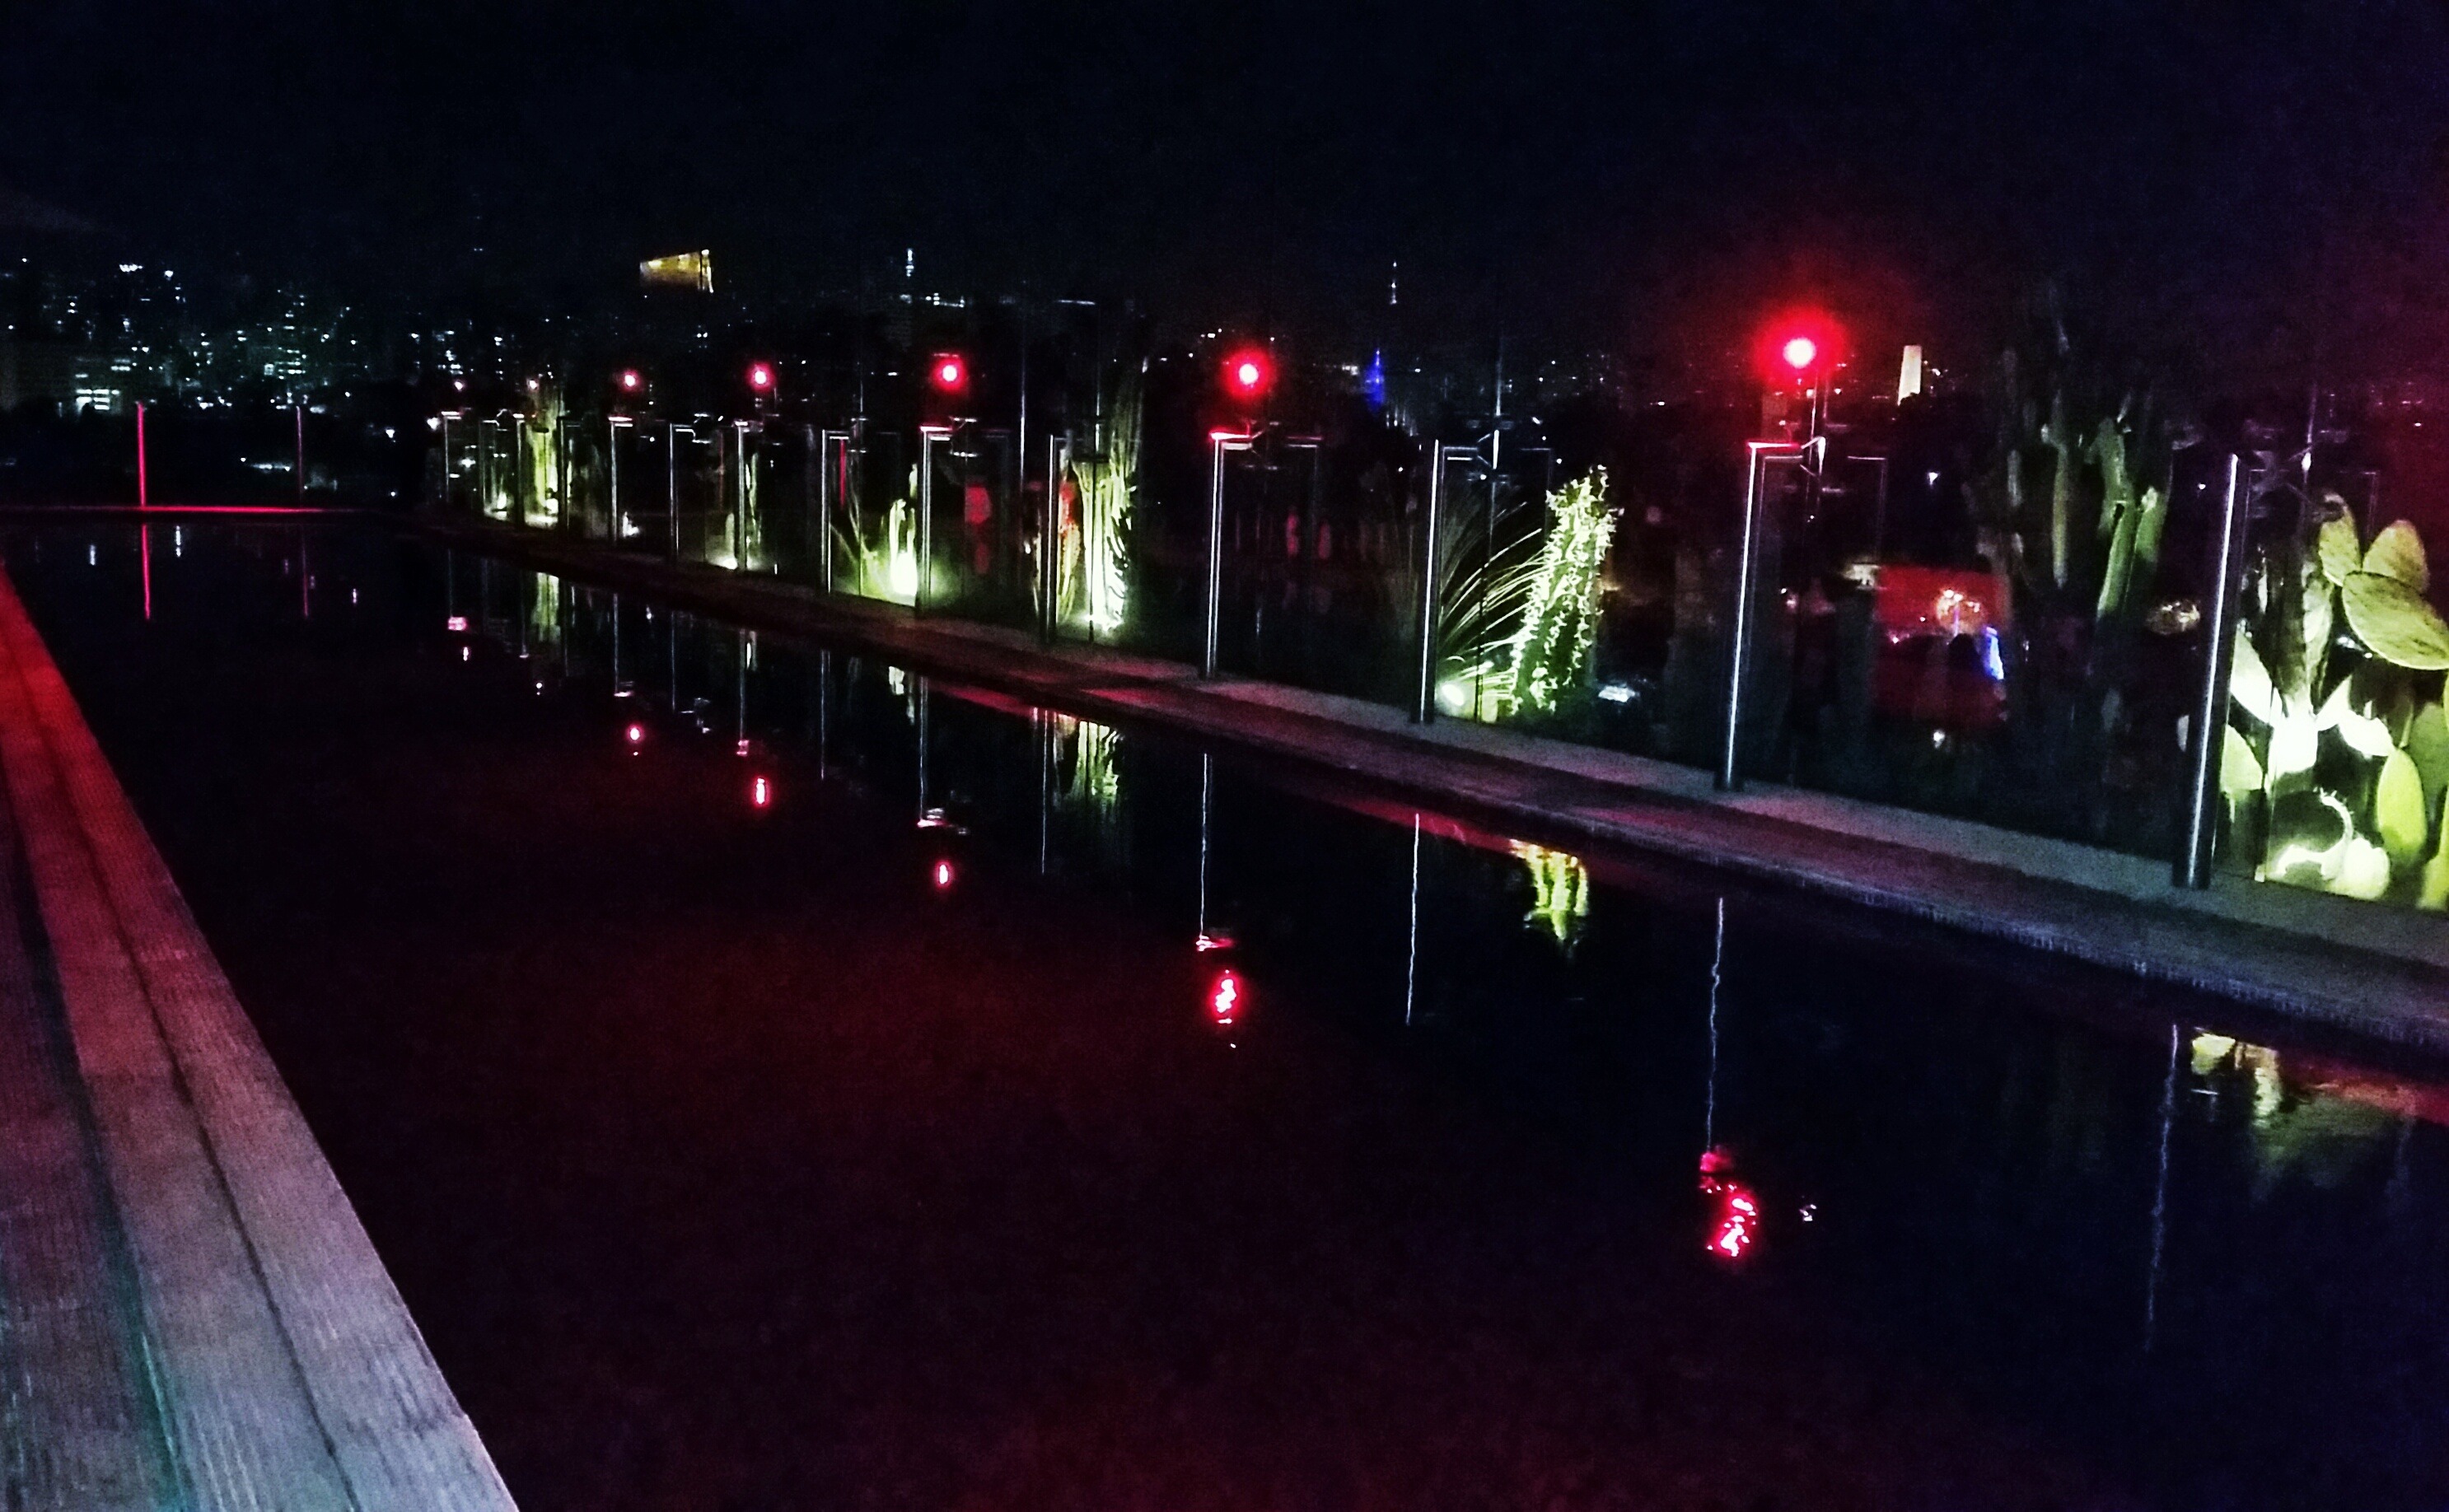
left=1699, top=1145, right=1760, bottom=1262
left=446, top=614, right=469, bottom=632
left=751, top=775, right=772, bottom=808
left=932, top=860, right=956, bottom=890
left=746, top=362, right=776, bottom=392
left=1208, top=968, right=1242, bottom=1026
left=625, top=723, right=645, bottom=745
left=1781, top=335, right=1818, bottom=371
left=618, top=368, right=643, bottom=393
left=1223, top=349, right=1273, bottom=399
left=928, top=353, right=969, bottom=394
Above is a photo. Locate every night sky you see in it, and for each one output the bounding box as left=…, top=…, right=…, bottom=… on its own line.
left=8, top=1, right=2449, bottom=367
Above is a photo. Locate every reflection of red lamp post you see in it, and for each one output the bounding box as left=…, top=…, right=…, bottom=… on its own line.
left=1208, top=968, right=1242, bottom=1028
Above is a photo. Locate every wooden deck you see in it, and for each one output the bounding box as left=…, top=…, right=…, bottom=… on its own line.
left=0, top=569, right=516, bottom=1510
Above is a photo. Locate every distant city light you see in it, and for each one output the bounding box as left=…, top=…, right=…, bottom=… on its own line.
left=746, top=361, right=776, bottom=392
left=619, top=368, right=643, bottom=392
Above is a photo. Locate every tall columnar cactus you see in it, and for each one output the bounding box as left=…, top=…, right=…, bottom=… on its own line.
left=1437, top=469, right=1616, bottom=721
left=1503, top=470, right=1618, bottom=716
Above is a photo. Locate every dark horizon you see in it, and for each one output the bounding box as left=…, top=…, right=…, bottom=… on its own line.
left=8, top=1, right=2449, bottom=376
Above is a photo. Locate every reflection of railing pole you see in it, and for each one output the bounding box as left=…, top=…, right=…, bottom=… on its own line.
left=2176, top=455, right=2251, bottom=889
left=1719, top=442, right=1809, bottom=791
left=1412, top=449, right=1451, bottom=723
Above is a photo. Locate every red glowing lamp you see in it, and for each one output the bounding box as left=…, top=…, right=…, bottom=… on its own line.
left=1222, top=348, right=1274, bottom=402
left=750, top=775, right=772, bottom=809
left=1756, top=310, right=1843, bottom=384
left=932, top=859, right=956, bottom=890
left=617, top=368, right=644, bottom=394
left=928, top=352, right=969, bottom=394
left=745, top=361, right=777, bottom=393
left=625, top=722, right=645, bottom=745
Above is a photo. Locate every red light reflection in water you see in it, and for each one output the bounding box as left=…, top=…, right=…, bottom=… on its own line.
left=1208, top=968, right=1242, bottom=1028
left=932, top=860, right=956, bottom=891
left=625, top=723, right=645, bottom=746
left=1699, top=1146, right=1760, bottom=1263
left=750, top=775, right=772, bottom=808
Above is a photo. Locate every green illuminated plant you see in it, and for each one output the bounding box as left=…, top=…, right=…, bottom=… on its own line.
left=836, top=471, right=918, bottom=604
left=1510, top=840, right=1591, bottom=951
left=522, top=386, right=563, bottom=528
left=1437, top=469, right=1617, bottom=722
left=2224, top=498, right=2449, bottom=906
left=1061, top=381, right=1140, bottom=636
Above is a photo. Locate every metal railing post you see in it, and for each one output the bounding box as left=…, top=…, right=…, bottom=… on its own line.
left=666, top=422, right=683, bottom=561
left=918, top=425, right=951, bottom=616
left=1718, top=442, right=1808, bottom=791
left=1203, top=430, right=1255, bottom=679
left=1041, top=431, right=1067, bottom=646
left=814, top=427, right=835, bottom=594
left=1411, top=446, right=1454, bottom=723
left=2176, top=455, right=2252, bottom=889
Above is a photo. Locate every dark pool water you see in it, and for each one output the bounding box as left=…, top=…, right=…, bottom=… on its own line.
left=9, top=519, right=2449, bottom=1511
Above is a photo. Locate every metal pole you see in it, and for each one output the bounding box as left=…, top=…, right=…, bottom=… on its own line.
left=135, top=401, right=148, bottom=509
left=1040, top=431, right=1065, bottom=646
left=1718, top=444, right=1784, bottom=791
left=802, top=423, right=818, bottom=585
left=815, top=430, right=837, bottom=594
left=1203, top=433, right=1231, bottom=678
left=1411, top=447, right=1450, bottom=722
left=666, top=422, right=682, bottom=561
left=915, top=426, right=956, bottom=616
left=294, top=403, right=306, bottom=508
left=728, top=423, right=743, bottom=567
left=2176, top=455, right=2251, bottom=888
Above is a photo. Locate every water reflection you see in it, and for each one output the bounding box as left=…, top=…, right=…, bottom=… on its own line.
left=22, top=525, right=2449, bottom=1508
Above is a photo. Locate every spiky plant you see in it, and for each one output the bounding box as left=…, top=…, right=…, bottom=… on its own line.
left=1503, top=470, right=1617, bottom=716
left=1064, top=380, right=1140, bottom=636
